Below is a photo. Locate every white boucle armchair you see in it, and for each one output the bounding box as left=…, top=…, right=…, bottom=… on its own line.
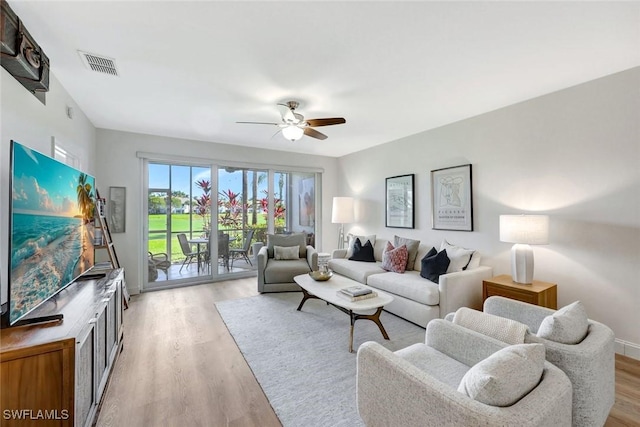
left=356, top=319, right=572, bottom=427
left=483, top=296, right=615, bottom=427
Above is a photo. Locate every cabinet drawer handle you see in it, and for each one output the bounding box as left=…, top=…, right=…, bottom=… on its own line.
left=88, top=318, right=97, bottom=324
left=102, top=298, right=111, bottom=302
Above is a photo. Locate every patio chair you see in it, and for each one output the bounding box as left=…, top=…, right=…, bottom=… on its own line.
left=148, top=251, right=171, bottom=278
left=229, top=229, right=254, bottom=269
left=177, top=233, right=204, bottom=272
left=218, top=232, right=230, bottom=271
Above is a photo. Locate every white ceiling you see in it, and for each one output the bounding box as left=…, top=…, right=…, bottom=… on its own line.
left=9, top=1, right=640, bottom=157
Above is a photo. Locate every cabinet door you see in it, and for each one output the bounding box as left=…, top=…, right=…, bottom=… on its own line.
left=106, top=290, right=118, bottom=365
left=95, top=305, right=108, bottom=399
left=76, top=322, right=97, bottom=427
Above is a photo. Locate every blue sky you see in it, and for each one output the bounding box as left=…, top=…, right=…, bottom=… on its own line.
left=12, top=142, right=94, bottom=217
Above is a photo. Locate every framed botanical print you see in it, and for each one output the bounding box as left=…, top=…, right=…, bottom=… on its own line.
left=431, top=164, right=473, bottom=231
left=385, top=174, right=415, bottom=229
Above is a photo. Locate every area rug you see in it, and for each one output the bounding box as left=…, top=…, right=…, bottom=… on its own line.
left=216, top=292, right=425, bottom=427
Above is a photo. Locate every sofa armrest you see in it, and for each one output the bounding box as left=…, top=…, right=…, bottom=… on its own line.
left=306, top=245, right=318, bottom=270
left=483, top=296, right=554, bottom=333
left=438, top=266, right=493, bottom=317
left=257, top=246, right=269, bottom=292
left=331, top=248, right=347, bottom=259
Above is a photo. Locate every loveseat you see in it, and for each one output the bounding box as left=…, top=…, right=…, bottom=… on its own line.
left=329, top=236, right=493, bottom=327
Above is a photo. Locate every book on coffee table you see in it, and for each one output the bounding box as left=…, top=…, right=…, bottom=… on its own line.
left=340, top=285, right=372, bottom=297
left=336, top=290, right=378, bottom=302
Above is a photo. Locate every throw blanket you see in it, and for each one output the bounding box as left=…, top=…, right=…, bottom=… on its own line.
left=453, top=307, right=528, bottom=345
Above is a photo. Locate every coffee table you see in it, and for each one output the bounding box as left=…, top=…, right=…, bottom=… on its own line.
left=294, top=273, right=394, bottom=352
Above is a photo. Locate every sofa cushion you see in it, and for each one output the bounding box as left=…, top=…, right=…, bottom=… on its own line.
left=274, top=245, right=300, bottom=260
left=440, top=240, right=474, bottom=273
left=349, top=238, right=376, bottom=262
left=267, top=233, right=307, bottom=258
left=263, top=258, right=311, bottom=283
left=346, top=234, right=376, bottom=258
left=420, top=248, right=450, bottom=282
left=381, top=241, right=408, bottom=273
left=328, top=258, right=386, bottom=284
left=367, top=271, right=440, bottom=306
left=457, top=343, right=545, bottom=407
left=396, top=343, right=470, bottom=389
left=394, top=235, right=420, bottom=270
left=537, top=300, right=589, bottom=344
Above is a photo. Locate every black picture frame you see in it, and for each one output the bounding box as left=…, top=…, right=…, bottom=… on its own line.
left=385, top=174, right=415, bottom=229
left=430, top=164, right=473, bottom=231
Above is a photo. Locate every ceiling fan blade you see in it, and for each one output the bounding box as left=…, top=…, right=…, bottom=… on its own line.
left=303, top=127, right=328, bottom=140
left=305, top=118, right=346, bottom=127
left=277, top=103, right=297, bottom=124
left=236, top=121, right=280, bottom=126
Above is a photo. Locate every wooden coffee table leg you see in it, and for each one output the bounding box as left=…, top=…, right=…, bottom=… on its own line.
left=296, top=288, right=320, bottom=311
left=348, top=307, right=390, bottom=353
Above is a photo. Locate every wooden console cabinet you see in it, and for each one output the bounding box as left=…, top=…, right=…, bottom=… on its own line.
left=482, top=274, right=557, bottom=309
left=1, top=269, right=125, bottom=427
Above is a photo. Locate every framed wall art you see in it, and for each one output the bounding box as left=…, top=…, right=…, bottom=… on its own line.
left=431, top=164, right=473, bottom=231
left=108, top=186, right=126, bottom=233
left=385, top=174, right=415, bottom=229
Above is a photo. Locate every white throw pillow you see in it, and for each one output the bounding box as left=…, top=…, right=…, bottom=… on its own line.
left=274, top=245, right=300, bottom=260
left=458, top=343, right=545, bottom=407
left=537, top=301, right=589, bottom=344
left=346, top=234, right=376, bottom=258
left=440, top=239, right=475, bottom=273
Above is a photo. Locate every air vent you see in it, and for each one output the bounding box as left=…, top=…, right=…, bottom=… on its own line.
left=78, top=51, right=119, bottom=76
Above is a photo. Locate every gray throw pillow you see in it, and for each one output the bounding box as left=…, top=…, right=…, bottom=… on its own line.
left=394, top=235, right=420, bottom=270
left=458, top=343, right=545, bottom=407
left=274, top=245, right=300, bottom=260
left=537, top=301, right=589, bottom=344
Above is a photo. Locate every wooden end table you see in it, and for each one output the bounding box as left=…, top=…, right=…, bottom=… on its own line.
left=483, top=274, right=557, bottom=309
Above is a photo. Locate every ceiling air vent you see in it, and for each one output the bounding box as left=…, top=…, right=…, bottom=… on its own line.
left=78, top=51, right=119, bottom=76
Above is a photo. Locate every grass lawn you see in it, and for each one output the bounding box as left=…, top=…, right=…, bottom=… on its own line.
left=147, top=214, right=271, bottom=262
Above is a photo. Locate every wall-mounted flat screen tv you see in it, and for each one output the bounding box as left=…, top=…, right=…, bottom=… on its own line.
left=7, top=140, right=96, bottom=326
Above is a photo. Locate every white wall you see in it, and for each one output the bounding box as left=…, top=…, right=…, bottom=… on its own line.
left=337, top=67, right=640, bottom=352
left=0, top=68, right=97, bottom=304
left=94, top=129, right=339, bottom=295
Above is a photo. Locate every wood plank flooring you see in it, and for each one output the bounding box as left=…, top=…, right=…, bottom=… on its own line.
left=97, top=279, right=640, bottom=427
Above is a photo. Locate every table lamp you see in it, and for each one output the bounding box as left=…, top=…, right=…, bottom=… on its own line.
left=500, top=215, right=549, bottom=284
left=331, top=197, right=354, bottom=249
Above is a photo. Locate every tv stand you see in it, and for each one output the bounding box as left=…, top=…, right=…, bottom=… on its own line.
left=0, top=268, right=125, bottom=427
left=11, top=313, right=63, bottom=327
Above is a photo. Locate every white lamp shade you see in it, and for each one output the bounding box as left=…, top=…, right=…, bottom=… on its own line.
left=282, top=125, right=304, bottom=141
left=500, top=215, right=549, bottom=245
left=332, top=197, right=354, bottom=224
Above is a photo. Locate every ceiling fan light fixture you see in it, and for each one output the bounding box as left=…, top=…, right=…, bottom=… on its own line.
left=282, top=125, right=304, bottom=141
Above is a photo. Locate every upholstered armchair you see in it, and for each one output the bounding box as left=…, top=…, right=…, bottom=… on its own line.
left=357, top=319, right=572, bottom=427
left=483, top=296, right=615, bottom=427
left=257, top=233, right=318, bottom=292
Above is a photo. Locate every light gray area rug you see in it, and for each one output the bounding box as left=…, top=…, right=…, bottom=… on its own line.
left=216, top=292, right=425, bottom=427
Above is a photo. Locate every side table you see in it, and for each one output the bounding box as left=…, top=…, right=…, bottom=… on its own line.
left=482, top=274, right=557, bottom=309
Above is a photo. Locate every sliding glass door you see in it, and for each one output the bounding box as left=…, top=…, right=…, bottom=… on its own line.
left=143, top=159, right=320, bottom=288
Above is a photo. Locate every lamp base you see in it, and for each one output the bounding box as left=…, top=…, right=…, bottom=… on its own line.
left=511, top=243, right=534, bottom=284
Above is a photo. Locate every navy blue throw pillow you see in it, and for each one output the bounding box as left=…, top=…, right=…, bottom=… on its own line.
left=420, top=248, right=450, bottom=282
left=349, top=238, right=376, bottom=262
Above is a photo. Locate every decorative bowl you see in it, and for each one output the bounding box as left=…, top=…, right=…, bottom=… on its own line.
left=309, top=270, right=333, bottom=281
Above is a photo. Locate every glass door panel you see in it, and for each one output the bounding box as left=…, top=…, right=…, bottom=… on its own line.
left=276, top=171, right=316, bottom=247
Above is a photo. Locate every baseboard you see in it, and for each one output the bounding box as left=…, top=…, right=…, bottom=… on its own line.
left=615, top=338, right=640, bottom=360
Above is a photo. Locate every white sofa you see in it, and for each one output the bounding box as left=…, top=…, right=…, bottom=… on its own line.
left=329, top=238, right=493, bottom=327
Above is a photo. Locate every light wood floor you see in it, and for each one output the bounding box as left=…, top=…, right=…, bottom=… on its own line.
left=97, top=279, right=640, bottom=427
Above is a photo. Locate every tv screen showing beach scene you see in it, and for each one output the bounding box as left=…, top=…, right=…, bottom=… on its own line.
left=8, top=141, right=96, bottom=325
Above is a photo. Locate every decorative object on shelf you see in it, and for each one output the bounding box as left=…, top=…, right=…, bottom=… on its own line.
left=332, top=196, right=354, bottom=249
left=431, top=164, right=473, bottom=231
left=499, top=215, right=549, bottom=284
left=108, top=186, right=126, bottom=233
left=309, top=270, right=333, bottom=281
left=385, top=174, right=414, bottom=229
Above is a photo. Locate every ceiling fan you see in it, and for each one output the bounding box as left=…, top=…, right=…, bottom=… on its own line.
left=237, top=101, right=346, bottom=141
